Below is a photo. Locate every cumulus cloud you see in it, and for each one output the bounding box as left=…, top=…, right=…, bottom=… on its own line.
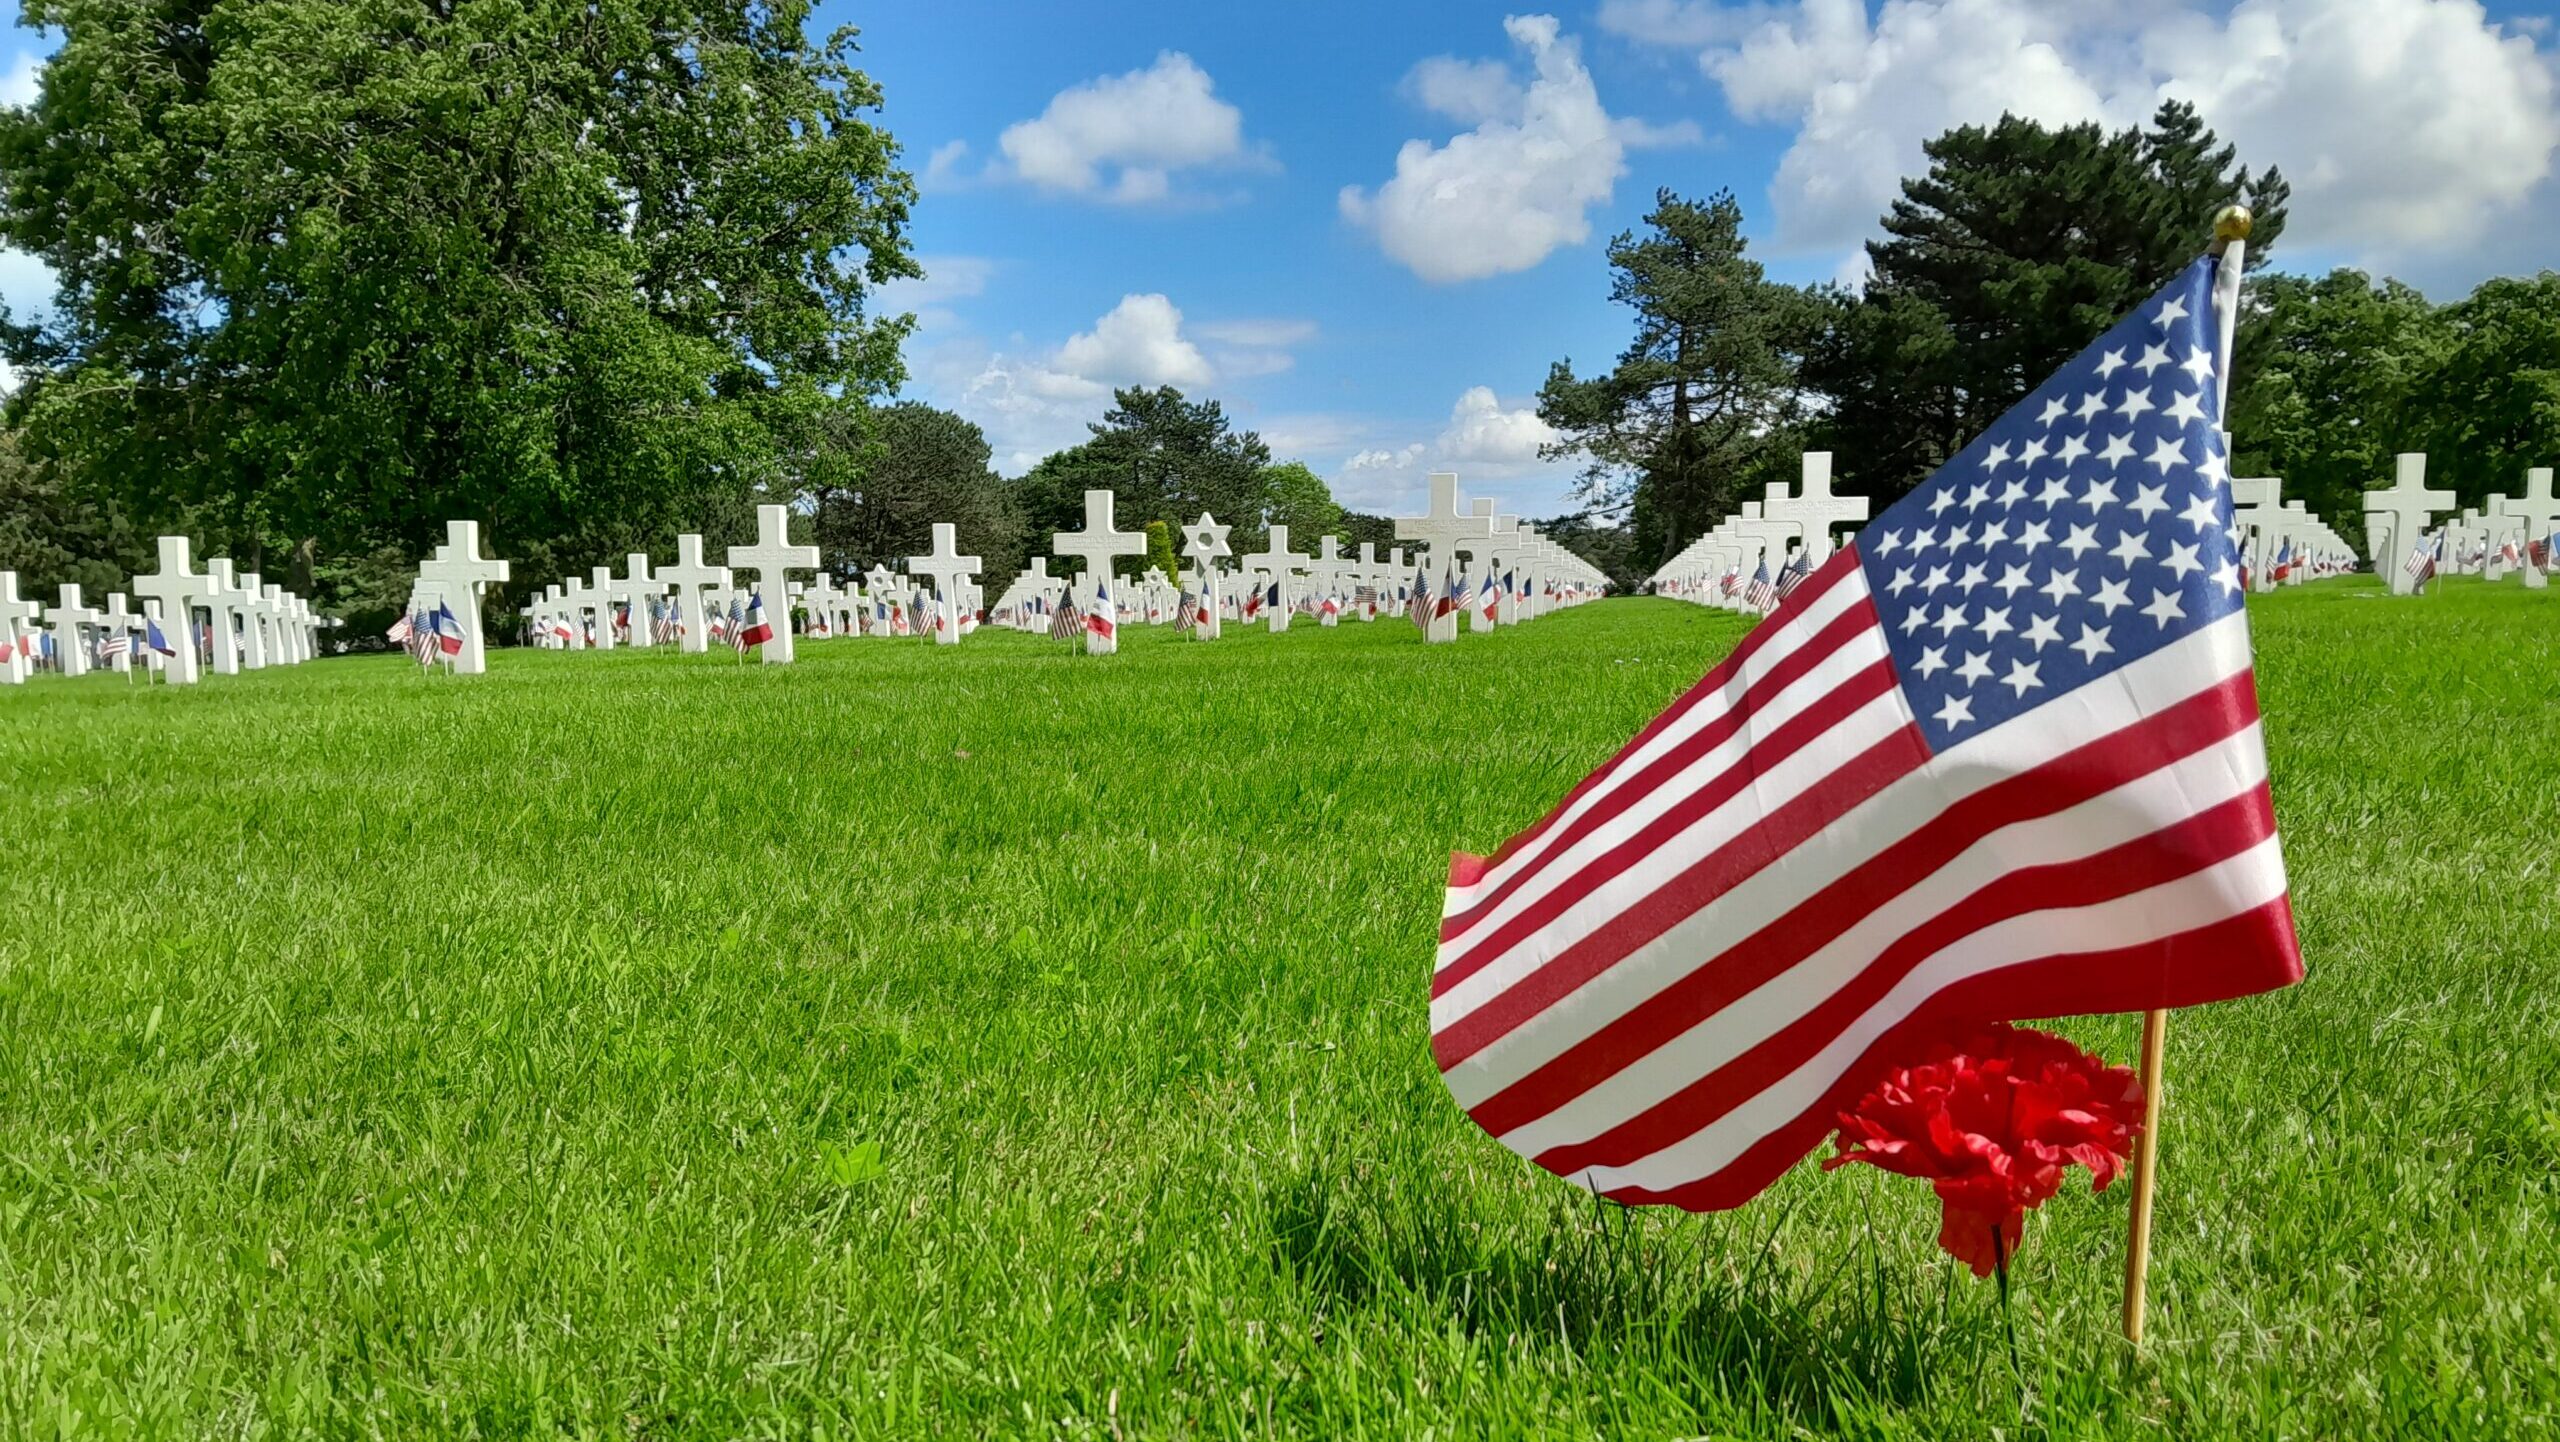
left=1614, top=0, right=2560, bottom=280
left=919, top=294, right=1308, bottom=474
left=1437, top=385, right=1561, bottom=466
left=1329, top=387, right=1572, bottom=511
left=1053, top=293, right=1213, bottom=389
left=1345, top=15, right=1683, bottom=282
left=996, top=53, right=1259, bottom=203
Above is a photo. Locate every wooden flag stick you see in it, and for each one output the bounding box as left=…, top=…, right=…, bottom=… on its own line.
left=2121, top=1004, right=2169, bottom=1343
left=2125, top=204, right=2253, bottom=1346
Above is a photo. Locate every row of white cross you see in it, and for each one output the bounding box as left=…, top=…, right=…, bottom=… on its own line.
left=0, top=541, right=328, bottom=686
left=1643, top=449, right=2560, bottom=608
left=1003, top=483, right=1611, bottom=654
left=1646, top=453, right=1872, bottom=605
left=2361, top=456, right=2560, bottom=594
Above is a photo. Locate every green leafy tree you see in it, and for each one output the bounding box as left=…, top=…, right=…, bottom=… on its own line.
left=1809, top=101, right=2289, bottom=504
left=0, top=427, right=147, bottom=597
left=1259, top=462, right=1342, bottom=539
left=807, top=401, right=1023, bottom=583
left=1143, top=519, right=1177, bottom=580
left=1532, top=511, right=1643, bottom=590
left=2403, top=273, right=2560, bottom=507
left=2227, top=269, right=2447, bottom=528
left=0, top=0, right=918, bottom=603
left=1537, top=189, right=1824, bottom=568
left=1014, top=387, right=1273, bottom=562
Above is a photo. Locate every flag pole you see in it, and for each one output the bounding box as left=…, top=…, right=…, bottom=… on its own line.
left=2124, top=203, right=2252, bottom=1347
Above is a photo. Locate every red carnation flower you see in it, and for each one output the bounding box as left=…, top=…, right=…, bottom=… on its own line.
left=1824, top=1023, right=2145, bottom=1278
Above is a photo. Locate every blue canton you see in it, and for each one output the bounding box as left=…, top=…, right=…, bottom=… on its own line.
left=1855, top=259, right=2245, bottom=750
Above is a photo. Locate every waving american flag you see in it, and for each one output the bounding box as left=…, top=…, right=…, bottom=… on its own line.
left=1431, top=256, right=2302, bottom=1212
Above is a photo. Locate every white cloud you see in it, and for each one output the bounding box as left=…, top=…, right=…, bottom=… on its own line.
left=917, top=294, right=1310, bottom=474
left=1437, top=385, right=1561, bottom=466
left=1343, top=15, right=1646, bottom=282
left=0, top=52, right=40, bottom=109
left=996, top=53, right=1257, bottom=203
left=1327, top=387, right=1574, bottom=512
left=917, top=139, right=973, bottom=191
left=1405, top=55, right=1526, bottom=125
left=1053, top=293, right=1212, bottom=389
left=1623, top=0, right=2559, bottom=281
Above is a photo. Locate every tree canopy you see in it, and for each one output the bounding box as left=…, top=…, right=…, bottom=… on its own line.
left=0, top=0, right=918, bottom=595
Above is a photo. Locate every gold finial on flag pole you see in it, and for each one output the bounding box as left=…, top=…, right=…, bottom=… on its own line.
left=2211, top=203, right=2254, bottom=249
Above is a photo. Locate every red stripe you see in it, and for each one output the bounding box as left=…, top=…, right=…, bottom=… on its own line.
left=1526, top=782, right=2278, bottom=1174
left=1594, top=897, right=2301, bottom=1211
left=1439, top=595, right=1884, bottom=951
left=1452, top=668, right=2263, bottom=1132
left=1433, top=710, right=1927, bottom=1068
left=1472, top=548, right=1865, bottom=875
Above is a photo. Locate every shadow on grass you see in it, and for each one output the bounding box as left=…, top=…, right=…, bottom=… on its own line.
left=1265, top=1164, right=1984, bottom=1426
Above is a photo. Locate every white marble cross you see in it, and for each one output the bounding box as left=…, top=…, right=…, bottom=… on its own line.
left=200, top=559, right=251, bottom=675
left=0, top=572, right=36, bottom=684
left=261, top=583, right=296, bottom=664
left=1243, top=524, right=1313, bottom=634
left=658, top=534, right=729, bottom=652
left=583, top=565, right=620, bottom=650
left=2363, top=453, right=2454, bottom=596
left=47, top=584, right=102, bottom=678
left=802, top=571, right=842, bottom=636
left=237, top=571, right=276, bottom=670
left=606, top=552, right=668, bottom=650
left=1179, top=512, right=1231, bottom=641
left=417, top=521, right=511, bottom=672
left=2499, top=468, right=2559, bottom=591
left=2227, top=475, right=2284, bottom=594
left=1781, top=453, right=1869, bottom=564
left=1053, top=489, right=1148, bottom=654
left=728, top=504, right=820, bottom=662
left=1394, top=472, right=1492, bottom=643
left=131, top=537, right=212, bottom=684
left=907, top=522, right=983, bottom=645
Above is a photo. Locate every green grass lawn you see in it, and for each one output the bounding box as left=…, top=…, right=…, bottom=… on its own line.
left=2, top=577, right=2554, bottom=1440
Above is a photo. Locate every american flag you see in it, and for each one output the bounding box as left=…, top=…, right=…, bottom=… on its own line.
left=1173, top=580, right=1199, bottom=634
left=1430, top=257, right=2301, bottom=1213
left=1744, top=559, right=1776, bottom=611
left=2532, top=534, right=2552, bottom=569
left=385, top=612, right=413, bottom=644
left=1719, top=566, right=1740, bottom=599
left=1049, top=587, right=1084, bottom=642
left=2404, top=531, right=2440, bottom=586
left=98, top=633, right=131, bottom=662
left=403, top=609, right=437, bottom=667
left=724, top=594, right=749, bottom=652
left=1774, top=551, right=1813, bottom=603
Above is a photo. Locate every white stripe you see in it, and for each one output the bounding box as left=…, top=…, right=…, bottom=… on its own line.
left=1577, top=833, right=2289, bottom=1197
left=1441, top=568, right=1873, bottom=915
left=1432, top=683, right=1912, bottom=1035
left=1489, top=722, right=2270, bottom=1152
left=1435, top=612, right=2256, bottom=1102
left=1438, top=620, right=1894, bottom=969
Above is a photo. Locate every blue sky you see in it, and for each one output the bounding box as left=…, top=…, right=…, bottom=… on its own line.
left=5, top=1, right=2558, bottom=519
